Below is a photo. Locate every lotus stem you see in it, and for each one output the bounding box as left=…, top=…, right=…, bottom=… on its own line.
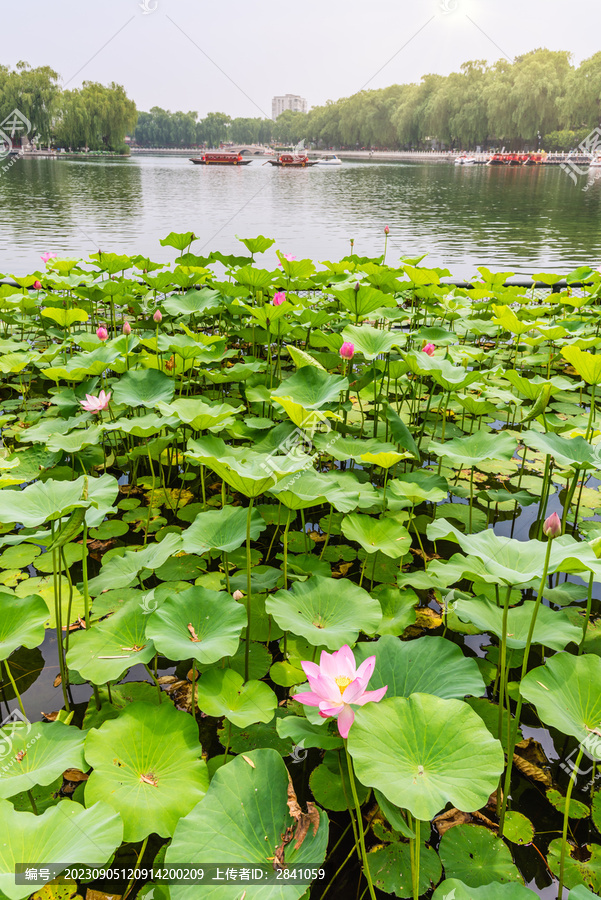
left=579, top=572, right=594, bottom=653
left=122, top=836, right=149, bottom=900
left=344, top=743, right=377, bottom=900
left=144, top=664, right=163, bottom=704
left=585, top=382, right=596, bottom=441
left=27, top=790, right=38, bottom=814
left=558, top=746, right=583, bottom=898
left=4, top=659, right=26, bottom=718
left=244, top=497, right=254, bottom=682
left=499, top=535, right=554, bottom=835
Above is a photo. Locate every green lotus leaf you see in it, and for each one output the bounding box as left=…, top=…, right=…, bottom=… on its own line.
left=331, top=284, right=395, bottom=318
left=194, top=669, right=277, bottom=727
left=166, top=749, right=329, bottom=900
left=547, top=839, right=601, bottom=894
left=66, top=602, right=155, bottom=684
left=0, top=721, right=85, bottom=799
left=0, top=800, right=123, bottom=900
left=354, top=635, right=485, bottom=699
left=157, top=398, right=243, bottom=431
left=360, top=450, right=406, bottom=469
left=381, top=402, right=421, bottom=461
left=266, top=576, right=382, bottom=648
left=86, top=532, right=183, bottom=594
left=182, top=505, right=266, bottom=554
left=369, top=841, right=442, bottom=897
left=455, top=598, right=582, bottom=650
left=159, top=230, right=197, bottom=251
left=204, top=361, right=264, bottom=383
left=275, top=715, right=344, bottom=751
left=375, top=586, right=418, bottom=635
left=269, top=471, right=360, bottom=513
left=45, top=425, right=102, bottom=454
left=235, top=264, right=276, bottom=290
left=0, top=592, right=47, bottom=661
left=163, top=287, right=223, bottom=316
left=347, top=694, right=505, bottom=820
left=426, top=522, right=594, bottom=585
left=112, top=368, right=175, bottom=407
left=104, top=412, right=179, bottom=437
left=341, top=324, right=400, bottom=359
left=271, top=367, right=348, bottom=409
left=562, top=345, right=601, bottom=385
left=0, top=474, right=116, bottom=529
left=237, top=234, right=275, bottom=255
left=40, top=307, right=89, bottom=328
left=271, top=394, right=342, bottom=429
left=146, top=585, right=247, bottom=665
left=492, top=305, right=536, bottom=336
left=520, top=652, right=601, bottom=747
left=0, top=352, right=37, bottom=375
left=341, top=513, right=411, bottom=559
left=186, top=435, right=312, bottom=498
left=82, top=681, right=161, bottom=730
left=522, top=429, right=597, bottom=469
left=438, top=824, right=523, bottom=887
left=403, top=351, right=485, bottom=390
left=310, top=751, right=369, bottom=811
left=429, top=430, right=517, bottom=467
left=388, top=471, right=449, bottom=505
left=286, top=344, right=325, bottom=371
left=84, top=701, right=208, bottom=841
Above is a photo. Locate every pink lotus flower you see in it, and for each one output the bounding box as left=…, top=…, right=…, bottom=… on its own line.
left=79, top=390, right=111, bottom=414
left=543, top=511, right=561, bottom=538
left=96, top=326, right=108, bottom=342
left=40, top=253, right=56, bottom=264
left=123, top=321, right=132, bottom=336
left=422, top=342, right=436, bottom=356
left=33, top=280, right=42, bottom=290
left=153, top=309, right=163, bottom=323
left=278, top=253, right=297, bottom=268
left=232, top=590, right=244, bottom=600
left=384, top=225, right=390, bottom=235
left=292, top=645, right=387, bottom=739
left=340, top=342, right=355, bottom=360
left=273, top=291, right=286, bottom=306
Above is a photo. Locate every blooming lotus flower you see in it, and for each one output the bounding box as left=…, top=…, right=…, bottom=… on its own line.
left=292, top=645, right=387, bottom=739
left=33, top=280, right=42, bottom=290
left=153, top=309, right=163, bottom=323
left=277, top=253, right=297, bottom=267
left=96, top=326, right=108, bottom=342
left=40, top=252, right=56, bottom=264
left=340, top=342, right=355, bottom=360
left=543, top=511, right=561, bottom=538
left=123, top=321, right=131, bottom=335
left=273, top=291, right=286, bottom=306
left=422, top=342, right=436, bottom=356
left=79, top=390, right=111, bottom=414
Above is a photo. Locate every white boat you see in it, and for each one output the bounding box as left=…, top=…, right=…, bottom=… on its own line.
left=314, top=154, right=342, bottom=166
left=589, top=155, right=601, bottom=168
left=455, top=155, right=476, bottom=166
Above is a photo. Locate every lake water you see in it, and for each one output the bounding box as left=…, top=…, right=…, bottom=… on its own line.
left=1, top=154, right=601, bottom=278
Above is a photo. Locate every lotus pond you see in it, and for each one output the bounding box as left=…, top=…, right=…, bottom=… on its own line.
left=1, top=235, right=601, bottom=900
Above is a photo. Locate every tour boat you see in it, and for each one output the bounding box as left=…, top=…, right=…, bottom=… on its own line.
left=266, top=153, right=317, bottom=168
left=589, top=156, right=601, bottom=168
left=314, top=154, right=342, bottom=166
left=189, top=152, right=252, bottom=166
left=454, top=155, right=476, bottom=166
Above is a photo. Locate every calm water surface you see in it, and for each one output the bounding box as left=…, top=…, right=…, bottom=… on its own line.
left=1, top=155, right=601, bottom=277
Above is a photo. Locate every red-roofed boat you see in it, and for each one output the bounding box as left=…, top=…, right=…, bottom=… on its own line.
left=267, top=153, right=317, bottom=168
left=190, top=152, right=252, bottom=166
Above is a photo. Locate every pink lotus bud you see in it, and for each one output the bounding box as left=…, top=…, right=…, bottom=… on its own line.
left=543, top=511, right=561, bottom=538
left=232, top=590, right=244, bottom=600
left=340, top=342, right=355, bottom=360
left=273, top=291, right=286, bottom=306
left=96, top=326, right=108, bottom=342
left=123, top=321, right=132, bottom=336
left=354, top=282, right=361, bottom=293
left=422, top=343, right=436, bottom=356
left=153, top=309, right=163, bottom=323
left=33, top=280, right=42, bottom=290
left=384, top=225, right=390, bottom=235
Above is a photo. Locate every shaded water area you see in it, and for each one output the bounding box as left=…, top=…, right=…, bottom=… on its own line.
left=1, top=155, right=601, bottom=277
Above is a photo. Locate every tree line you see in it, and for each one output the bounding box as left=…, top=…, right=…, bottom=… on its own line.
left=0, top=62, right=137, bottom=151
left=135, top=49, right=601, bottom=152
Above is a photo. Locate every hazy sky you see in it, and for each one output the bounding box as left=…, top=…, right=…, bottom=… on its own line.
left=3, top=0, right=598, bottom=118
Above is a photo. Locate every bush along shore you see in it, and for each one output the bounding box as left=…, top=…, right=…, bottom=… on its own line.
left=1, top=235, right=601, bottom=900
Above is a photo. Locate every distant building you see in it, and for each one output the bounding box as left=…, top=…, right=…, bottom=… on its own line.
left=272, top=94, right=308, bottom=120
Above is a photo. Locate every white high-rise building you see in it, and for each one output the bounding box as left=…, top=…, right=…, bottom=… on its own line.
left=272, top=94, right=308, bottom=120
